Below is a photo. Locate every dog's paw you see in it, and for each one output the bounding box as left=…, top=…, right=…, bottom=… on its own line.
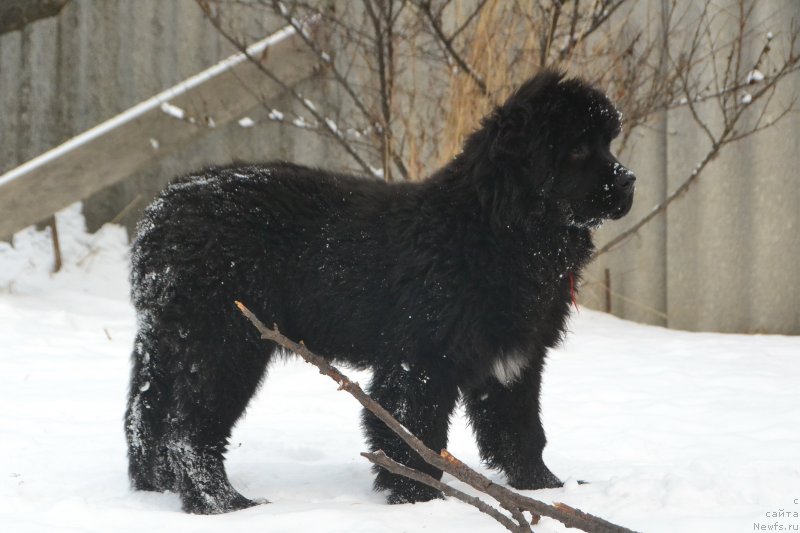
left=181, top=490, right=265, bottom=515
left=386, top=484, right=444, bottom=505
left=508, top=464, right=563, bottom=491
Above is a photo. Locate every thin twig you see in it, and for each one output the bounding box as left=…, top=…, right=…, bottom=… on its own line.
left=450, top=0, right=488, bottom=42
left=414, top=0, right=489, bottom=96
left=362, top=451, right=526, bottom=533
left=559, top=0, right=629, bottom=59
left=540, top=0, right=562, bottom=67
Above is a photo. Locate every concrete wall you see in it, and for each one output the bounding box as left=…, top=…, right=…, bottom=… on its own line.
left=1, top=0, right=798, bottom=334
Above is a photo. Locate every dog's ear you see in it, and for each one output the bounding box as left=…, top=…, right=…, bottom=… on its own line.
left=489, top=105, right=534, bottom=159
left=479, top=71, right=568, bottom=224
left=459, top=70, right=569, bottom=226
left=488, top=69, right=565, bottom=167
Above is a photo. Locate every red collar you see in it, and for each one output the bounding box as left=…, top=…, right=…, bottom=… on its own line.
left=568, top=271, right=579, bottom=312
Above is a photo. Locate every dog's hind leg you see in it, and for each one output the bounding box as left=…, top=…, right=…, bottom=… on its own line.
left=464, top=360, right=562, bottom=490
left=362, top=363, right=459, bottom=504
left=158, top=319, right=273, bottom=514
left=125, top=331, right=175, bottom=492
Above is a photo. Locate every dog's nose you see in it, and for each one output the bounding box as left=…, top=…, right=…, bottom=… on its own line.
left=617, top=173, right=635, bottom=191
left=613, top=163, right=636, bottom=191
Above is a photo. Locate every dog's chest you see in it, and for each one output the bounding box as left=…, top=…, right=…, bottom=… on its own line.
left=481, top=231, right=592, bottom=386
left=490, top=350, right=530, bottom=384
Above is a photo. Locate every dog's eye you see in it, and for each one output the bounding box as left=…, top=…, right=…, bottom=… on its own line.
left=570, top=143, right=590, bottom=160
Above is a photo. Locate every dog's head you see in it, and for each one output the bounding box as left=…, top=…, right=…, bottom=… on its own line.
left=475, top=70, right=635, bottom=228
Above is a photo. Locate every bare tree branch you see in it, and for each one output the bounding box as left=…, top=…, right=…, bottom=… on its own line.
left=593, top=137, right=720, bottom=258
left=196, top=0, right=378, bottom=177
left=594, top=0, right=800, bottom=258
left=364, top=0, right=398, bottom=181
left=541, top=0, right=563, bottom=67
left=272, top=0, right=410, bottom=180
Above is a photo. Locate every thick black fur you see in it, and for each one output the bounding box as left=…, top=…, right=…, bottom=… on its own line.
left=125, top=70, right=635, bottom=514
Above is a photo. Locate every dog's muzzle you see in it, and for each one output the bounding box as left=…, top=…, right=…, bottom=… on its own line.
left=610, top=163, right=635, bottom=219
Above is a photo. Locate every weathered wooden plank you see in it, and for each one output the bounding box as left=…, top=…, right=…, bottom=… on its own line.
left=0, top=25, right=315, bottom=238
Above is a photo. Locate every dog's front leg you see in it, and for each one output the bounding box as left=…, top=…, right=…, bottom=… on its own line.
left=362, top=363, right=459, bottom=504
left=464, top=360, right=563, bottom=490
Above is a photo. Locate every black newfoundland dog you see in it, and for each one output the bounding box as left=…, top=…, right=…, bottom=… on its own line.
left=125, top=69, right=635, bottom=514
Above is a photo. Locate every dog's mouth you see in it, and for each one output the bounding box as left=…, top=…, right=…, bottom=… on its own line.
left=561, top=189, right=633, bottom=228
left=609, top=192, right=634, bottom=220
left=566, top=211, right=604, bottom=229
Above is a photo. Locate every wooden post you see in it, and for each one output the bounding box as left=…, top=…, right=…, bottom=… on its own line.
left=604, top=268, right=611, bottom=313
left=49, top=215, right=62, bottom=273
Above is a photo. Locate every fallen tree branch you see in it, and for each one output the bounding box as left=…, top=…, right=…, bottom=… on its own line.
left=235, top=300, right=639, bottom=533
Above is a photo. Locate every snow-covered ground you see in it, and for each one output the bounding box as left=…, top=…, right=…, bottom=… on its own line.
left=1, top=205, right=798, bottom=532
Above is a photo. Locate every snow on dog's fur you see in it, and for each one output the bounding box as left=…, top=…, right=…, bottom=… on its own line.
left=125, top=69, right=635, bottom=514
